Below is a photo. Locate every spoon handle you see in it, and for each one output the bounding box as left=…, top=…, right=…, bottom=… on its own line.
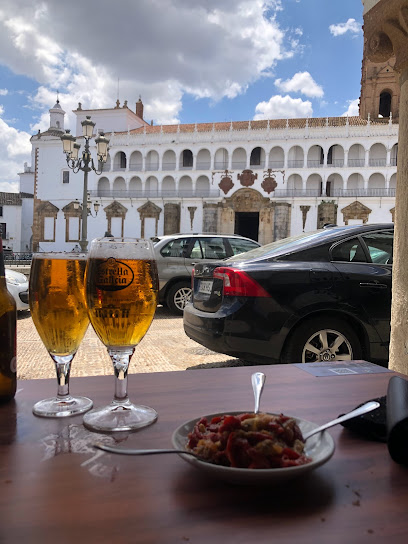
left=95, top=444, right=198, bottom=457
left=303, top=400, right=380, bottom=441
left=252, top=372, right=266, bottom=414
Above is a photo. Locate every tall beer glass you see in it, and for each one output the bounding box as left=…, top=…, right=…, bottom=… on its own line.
left=83, top=238, right=158, bottom=432
left=29, top=253, right=93, bottom=417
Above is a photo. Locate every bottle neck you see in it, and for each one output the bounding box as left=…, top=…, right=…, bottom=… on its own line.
left=0, top=239, right=5, bottom=278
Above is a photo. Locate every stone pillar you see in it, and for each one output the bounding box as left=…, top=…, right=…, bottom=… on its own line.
left=364, top=0, right=408, bottom=373
left=273, top=202, right=291, bottom=241
left=259, top=206, right=274, bottom=245
left=219, top=206, right=235, bottom=234
left=163, top=203, right=180, bottom=235
left=202, top=203, right=218, bottom=233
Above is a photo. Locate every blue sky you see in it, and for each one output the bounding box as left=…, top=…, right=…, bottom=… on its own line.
left=0, top=0, right=364, bottom=191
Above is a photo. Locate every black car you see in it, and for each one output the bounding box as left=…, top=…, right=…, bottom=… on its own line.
left=183, top=224, right=393, bottom=366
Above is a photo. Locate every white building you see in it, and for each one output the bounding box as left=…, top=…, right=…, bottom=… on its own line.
left=18, top=6, right=401, bottom=250
left=0, top=189, right=33, bottom=253
left=23, top=99, right=397, bottom=252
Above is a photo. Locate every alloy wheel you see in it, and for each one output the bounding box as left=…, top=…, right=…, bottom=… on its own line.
left=173, top=287, right=192, bottom=312
left=301, top=328, right=353, bottom=363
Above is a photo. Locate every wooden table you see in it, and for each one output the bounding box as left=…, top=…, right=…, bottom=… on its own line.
left=1, top=364, right=407, bottom=543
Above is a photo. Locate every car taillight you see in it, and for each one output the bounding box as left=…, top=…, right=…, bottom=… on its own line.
left=213, top=267, right=270, bottom=297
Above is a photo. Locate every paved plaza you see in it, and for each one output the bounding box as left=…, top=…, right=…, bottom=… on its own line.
left=17, top=306, right=250, bottom=380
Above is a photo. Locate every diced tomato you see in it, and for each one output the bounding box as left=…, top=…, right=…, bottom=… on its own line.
left=282, top=447, right=300, bottom=460
left=219, top=415, right=241, bottom=433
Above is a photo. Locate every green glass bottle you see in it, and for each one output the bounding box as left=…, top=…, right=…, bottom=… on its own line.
left=0, top=239, right=16, bottom=402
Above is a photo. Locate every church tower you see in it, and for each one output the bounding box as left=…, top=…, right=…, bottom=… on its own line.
left=49, top=98, right=65, bottom=132
left=360, top=0, right=400, bottom=120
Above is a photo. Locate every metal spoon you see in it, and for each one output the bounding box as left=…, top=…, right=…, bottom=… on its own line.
left=252, top=371, right=266, bottom=414
left=302, top=400, right=380, bottom=441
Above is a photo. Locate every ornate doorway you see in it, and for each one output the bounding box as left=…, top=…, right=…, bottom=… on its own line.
left=235, top=211, right=259, bottom=241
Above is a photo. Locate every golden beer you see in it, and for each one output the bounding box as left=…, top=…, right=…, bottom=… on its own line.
left=86, top=257, right=158, bottom=348
left=29, top=256, right=89, bottom=355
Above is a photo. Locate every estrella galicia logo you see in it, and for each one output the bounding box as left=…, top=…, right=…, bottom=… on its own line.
left=95, top=258, right=134, bottom=291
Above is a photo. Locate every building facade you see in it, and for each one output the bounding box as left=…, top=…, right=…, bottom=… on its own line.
left=23, top=102, right=398, bottom=252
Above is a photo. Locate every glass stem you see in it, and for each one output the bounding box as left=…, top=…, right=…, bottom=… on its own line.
left=51, top=354, right=74, bottom=398
left=109, top=348, right=135, bottom=401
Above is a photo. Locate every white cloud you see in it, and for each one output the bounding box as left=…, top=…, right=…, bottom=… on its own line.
left=254, top=94, right=312, bottom=119
left=0, top=111, right=32, bottom=191
left=275, top=71, right=324, bottom=98
left=0, top=89, right=8, bottom=95
left=342, top=98, right=360, bottom=117
left=329, top=18, right=362, bottom=37
left=0, top=0, right=297, bottom=125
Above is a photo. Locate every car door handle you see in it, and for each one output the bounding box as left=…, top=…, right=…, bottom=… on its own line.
left=359, top=282, right=388, bottom=289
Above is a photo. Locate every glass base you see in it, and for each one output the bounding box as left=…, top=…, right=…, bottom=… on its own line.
left=82, top=398, right=158, bottom=432
left=33, top=395, right=93, bottom=418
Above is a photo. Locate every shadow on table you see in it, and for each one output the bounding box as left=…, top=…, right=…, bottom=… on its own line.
left=17, top=310, right=31, bottom=320
left=171, top=467, right=335, bottom=520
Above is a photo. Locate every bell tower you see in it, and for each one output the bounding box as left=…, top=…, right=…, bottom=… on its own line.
left=49, top=98, right=65, bottom=132
left=360, top=0, right=400, bottom=120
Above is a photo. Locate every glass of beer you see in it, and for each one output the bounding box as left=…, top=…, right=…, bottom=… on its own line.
left=29, top=253, right=93, bottom=417
left=83, top=237, right=158, bottom=432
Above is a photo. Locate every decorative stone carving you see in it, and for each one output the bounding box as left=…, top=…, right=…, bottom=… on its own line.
left=341, top=201, right=372, bottom=225
left=105, top=201, right=128, bottom=217
left=62, top=201, right=82, bottom=243
left=137, top=201, right=161, bottom=238
left=364, top=0, right=408, bottom=73
left=35, top=200, right=59, bottom=243
left=187, top=206, right=197, bottom=230
left=229, top=188, right=269, bottom=212
left=300, top=205, right=311, bottom=231
left=219, top=171, right=234, bottom=194
left=237, top=169, right=257, bottom=187
left=261, top=169, right=277, bottom=194
left=105, top=200, right=128, bottom=238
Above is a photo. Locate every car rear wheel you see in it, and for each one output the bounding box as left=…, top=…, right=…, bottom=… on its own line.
left=281, top=317, right=362, bottom=364
left=166, top=282, right=192, bottom=315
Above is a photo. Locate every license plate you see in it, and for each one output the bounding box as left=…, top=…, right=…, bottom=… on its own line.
left=198, top=280, right=213, bottom=295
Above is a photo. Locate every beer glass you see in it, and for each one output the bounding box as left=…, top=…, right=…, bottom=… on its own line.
left=29, top=253, right=93, bottom=417
left=83, top=238, right=158, bottom=432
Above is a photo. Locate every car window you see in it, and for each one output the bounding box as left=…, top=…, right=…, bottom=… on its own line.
left=228, top=238, right=259, bottom=255
left=188, top=240, right=203, bottom=259
left=200, top=238, right=227, bottom=259
left=282, top=244, right=331, bottom=262
left=361, top=231, right=393, bottom=264
left=160, top=238, right=190, bottom=258
left=331, top=237, right=367, bottom=263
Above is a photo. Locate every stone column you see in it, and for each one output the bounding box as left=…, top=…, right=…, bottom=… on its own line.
left=364, top=0, right=408, bottom=373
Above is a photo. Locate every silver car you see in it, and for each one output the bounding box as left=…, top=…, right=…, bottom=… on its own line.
left=153, top=233, right=260, bottom=314
left=5, top=269, right=29, bottom=311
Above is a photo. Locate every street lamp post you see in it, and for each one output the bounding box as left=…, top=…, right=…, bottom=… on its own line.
left=61, top=116, right=110, bottom=252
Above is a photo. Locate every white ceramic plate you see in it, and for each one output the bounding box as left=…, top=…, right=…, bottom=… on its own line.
left=172, top=411, right=335, bottom=485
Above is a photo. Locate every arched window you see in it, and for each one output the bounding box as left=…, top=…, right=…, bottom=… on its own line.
left=379, top=91, right=391, bottom=118
left=182, top=149, right=193, bottom=168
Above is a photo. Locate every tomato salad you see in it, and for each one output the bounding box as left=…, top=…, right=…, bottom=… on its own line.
left=186, top=412, right=312, bottom=469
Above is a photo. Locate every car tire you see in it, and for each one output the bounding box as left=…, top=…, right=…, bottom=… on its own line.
left=281, top=316, right=362, bottom=364
left=166, top=282, right=192, bottom=315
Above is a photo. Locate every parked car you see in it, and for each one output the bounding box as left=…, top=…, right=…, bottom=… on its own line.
left=5, top=269, right=29, bottom=311
left=153, top=233, right=261, bottom=314
left=183, top=224, right=394, bottom=366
